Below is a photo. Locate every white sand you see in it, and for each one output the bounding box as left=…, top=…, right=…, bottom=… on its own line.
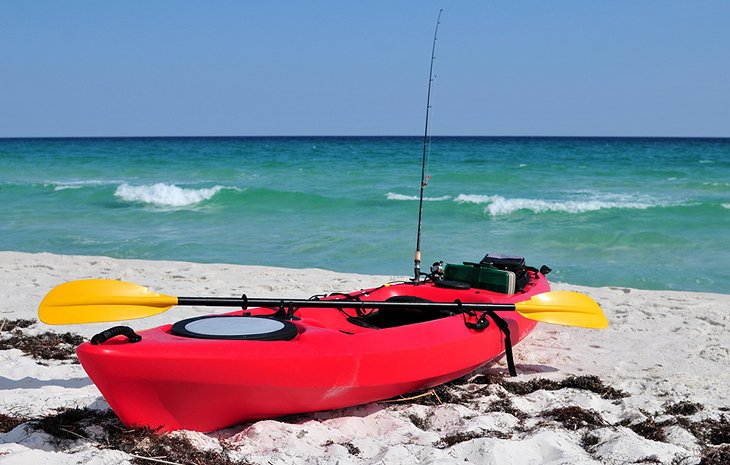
left=0, top=251, right=727, bottom=464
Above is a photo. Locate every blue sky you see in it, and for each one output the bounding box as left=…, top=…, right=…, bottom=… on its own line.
left=2, top=1, right=728, bottom=137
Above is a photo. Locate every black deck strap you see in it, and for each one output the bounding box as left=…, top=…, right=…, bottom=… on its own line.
left=286, top=303, right=298, bottom=320
left=240, top=294, right=248, bottom=310
left=485, top=310, right=517, bottom=377
left=273, top=302, right=287, bottom=319
left=461, top=300, right=490, bottom=331
left=463, top=311, right=490, bottom=331
left=91, top=326, right=142, bottom=345
left=320, top=292, right=369, bottom=316
left=271, top=302, right=299, bottom=320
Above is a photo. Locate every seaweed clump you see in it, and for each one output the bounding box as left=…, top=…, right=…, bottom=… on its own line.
left=0, top=318, right=84, bottom=362
left=485, top=391, right=528, bottom=420
left=389, top=374, right=628, bottom=411
left=0, top=412, right=28, bottom=433
left=628, top=417, right=668, bottom=443
left=0, top=319, right=35, bottom=332
left=0, top=330, right=84, bottom=362
left=434, top=429, right=510, bottom=449
left=465, top=374, right=628, bottom=400
left=700, top=444, right=730, bottom=465
left=665, top=401, right=704, bottom=416
left=31, top=407, right=248, bottom=465
left=498, top=375, right=628, bottom=400
left=683, top=415, right=730, bottom=446
left=385, top=384, right=467, bottom=406
left=541, top=406, right=606, bottom=430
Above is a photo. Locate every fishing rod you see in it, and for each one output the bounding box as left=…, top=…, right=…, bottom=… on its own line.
left=414, top=9, right=443, bottom=282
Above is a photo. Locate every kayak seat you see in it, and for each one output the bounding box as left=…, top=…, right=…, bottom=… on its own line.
left=347, top=295, right=454, bottom=329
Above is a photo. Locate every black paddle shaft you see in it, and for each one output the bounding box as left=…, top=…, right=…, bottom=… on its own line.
left=177, top=296, right=517, bottom=313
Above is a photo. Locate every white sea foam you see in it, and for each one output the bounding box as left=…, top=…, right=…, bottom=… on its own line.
left=48, top=180, right=118, bottom=191
left=484, top=195, right=657, bottom=216
left=722, top=203, right=730, bottom=209
left=394, top=191, right=664, bottom=215
left=386, top=192, right=451, bottom=201
left=115, top=183, right=226, bottom=207
left=454, top=194, right=498, bottom=204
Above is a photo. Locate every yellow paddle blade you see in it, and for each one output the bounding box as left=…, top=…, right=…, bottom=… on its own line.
left=39, top=279, right=178, bottom=325
left=515, top=291, right=608, bottom=328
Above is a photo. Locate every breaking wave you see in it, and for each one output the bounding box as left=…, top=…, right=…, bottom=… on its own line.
left=483, top=196, right=659, bottom=216
left=115, top=183, right=228, bottom=207
left=391, top=191, right=668, bottom=215
left=454, top=194, right=498, bottom=204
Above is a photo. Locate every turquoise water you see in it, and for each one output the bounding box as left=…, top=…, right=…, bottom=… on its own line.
left=1, top=136, right=728, bottom=293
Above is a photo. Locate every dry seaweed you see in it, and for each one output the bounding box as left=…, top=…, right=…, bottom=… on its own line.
left=0, top=318, right=35, bottom=332
left=634, top=457, right=662, bottom=464
left=31, top=407, right=116, bottom=447
left=680, top=415, right=730, bottom=446
left=500, top=375, right=627, bottom=399
left=499, top=377, right=563, bottom=395
left=665, top=401, right=704, bottom=416
left=463, top=372, right=503, bottom=386
left=433, top=429, right=510, bottom=448
left=466, top=374, right=628, bottom=400
left=408, top=413, right=431, bottom=430
left=30, top=407, right=248, bottom=465
left=341, top=442, right=361, bottom=455
left=485, top=392, right=527, bottom=420
left=700, top=444, right=730, bottom=465
left=0, top=412, right=28, bottom=433
left=558, top=375, right=628, bottom=400
left=541, top=406, right=606, bottom=430
left=580, top=431, right=601, bottom=449
left=387, top=384, right=468, bottom=406
left=432, top=384, right=463, bottom=404
left=629, top=417, right=668, bottom=442
left=0, top=330, right=83, bottom=362
left=621, top=411, right=728, bottom=450
left=434, top=430, right=485, bottom=448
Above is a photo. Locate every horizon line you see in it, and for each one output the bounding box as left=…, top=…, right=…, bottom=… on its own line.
left=2, top=134, right=730, bottom=141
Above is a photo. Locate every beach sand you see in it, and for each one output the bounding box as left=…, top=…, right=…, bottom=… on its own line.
left=0, top=251, right=727, bottom=464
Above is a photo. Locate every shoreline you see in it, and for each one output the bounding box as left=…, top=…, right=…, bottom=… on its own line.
left=1, top=251, right=728, bottom=464
left=3, top=250, right=727, bottom=298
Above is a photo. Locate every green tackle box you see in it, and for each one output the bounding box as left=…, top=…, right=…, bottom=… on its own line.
left=443, top=263, right=516, bottom=294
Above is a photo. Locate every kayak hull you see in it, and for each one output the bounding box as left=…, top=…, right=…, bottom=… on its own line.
left=77, top=274, right=549, bottom=432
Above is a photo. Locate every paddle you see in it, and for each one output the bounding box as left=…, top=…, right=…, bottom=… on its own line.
left=38, top=279, right=608, bottom=328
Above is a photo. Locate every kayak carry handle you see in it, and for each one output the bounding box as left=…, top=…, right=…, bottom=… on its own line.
left=91, top=326, right=142, bottom=345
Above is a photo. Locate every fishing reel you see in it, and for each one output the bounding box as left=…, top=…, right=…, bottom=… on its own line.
left=430, top=261, right=444, bottom=280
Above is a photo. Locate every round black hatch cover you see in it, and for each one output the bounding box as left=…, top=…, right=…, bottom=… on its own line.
left=171, top=315, right=298, bottom=341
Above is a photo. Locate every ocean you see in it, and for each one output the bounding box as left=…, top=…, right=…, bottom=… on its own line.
left=1, top=136, right=728, bottom=294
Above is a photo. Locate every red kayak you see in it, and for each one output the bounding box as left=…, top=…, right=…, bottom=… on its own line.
left=76, top=271, right=549, bottom=432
